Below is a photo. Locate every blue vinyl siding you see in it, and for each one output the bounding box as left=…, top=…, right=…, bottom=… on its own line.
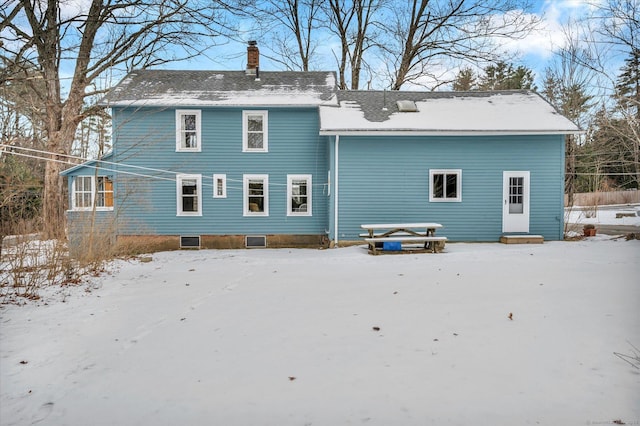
left=333, top=135, right=565, bottom=242
left=111, top=106, right=329, bottom=236
left=64, top=106, right=566, bottom=245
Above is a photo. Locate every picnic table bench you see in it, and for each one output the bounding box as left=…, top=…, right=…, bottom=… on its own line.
left=360, top=223, right=447, bottom=255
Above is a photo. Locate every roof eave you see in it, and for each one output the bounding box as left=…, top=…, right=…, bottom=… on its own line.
left=319, top=129, right=585, bottom=136
left=101, top=101, right=337, bottom=108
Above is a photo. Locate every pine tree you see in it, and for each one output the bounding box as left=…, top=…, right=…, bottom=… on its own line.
left=478, top=61, right=537, bottom=91
left=452, top=67, right=477, bottom=91
left=615, top=48, right=640, bottom=120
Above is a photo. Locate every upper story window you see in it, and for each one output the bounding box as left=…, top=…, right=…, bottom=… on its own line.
left=429, top=169, right=462, bottom=202
left=71, top=176, right=114, bottom=211
left=242, top=110, right=268, bottom=152
left=243, top=174, right=269, bottom=216
left=287, top=174, right=312, bottom=216
left=176, top=174, right=202, bottom=216
left=176, top=110, right=201, bottom=152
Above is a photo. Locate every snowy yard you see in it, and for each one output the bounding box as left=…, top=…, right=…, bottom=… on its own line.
left=1, top=238, right=639, bottom=425
left=566, top=204, right=640, bottom=227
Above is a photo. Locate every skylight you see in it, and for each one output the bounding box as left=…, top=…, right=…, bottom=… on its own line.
left=396, top=100, right=418, bottom=112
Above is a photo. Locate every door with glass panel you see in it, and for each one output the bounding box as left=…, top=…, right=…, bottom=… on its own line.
left=502, top=171, right=530, bottom=233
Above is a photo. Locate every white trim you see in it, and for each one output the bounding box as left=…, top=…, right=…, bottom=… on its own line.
left=242, top=110, right=268, bottom=152
left=243, top=174, right=269, bottom=216
left=175, top=109, right=202, bottom=152
left=213, top=174, right=227, bottom=198
left=319, top=129, right=585, bottom=136
left=429, top=169, right=462, bottom=202
left=334, top=135, right=340, bottom=246
left=287, top=174, right=312, bottom=216
left=176, top=174, right=202, bottom=216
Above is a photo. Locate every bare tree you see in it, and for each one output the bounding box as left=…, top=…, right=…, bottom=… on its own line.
left=378, top=0, right=540, bottom=90
left=325, top=0, right=383, bottom=89
left=584, top=0, right=640, bottom=189
left=542, top=21, right=598, bottom=201
left=247, top=0, right=323, bottom=71
left=1, top=0, right=235, bottom=238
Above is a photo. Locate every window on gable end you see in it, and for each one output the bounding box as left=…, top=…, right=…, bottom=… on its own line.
left=243, top=111, right=268, bottom=152
left=429, top=169, right=462, bottom=202
left=176, top=110, right=201, bottom=152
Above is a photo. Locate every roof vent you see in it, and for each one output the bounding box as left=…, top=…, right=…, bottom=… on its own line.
left=396, top=100, right=418, bottom=112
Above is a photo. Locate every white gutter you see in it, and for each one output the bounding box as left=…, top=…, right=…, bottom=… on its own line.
left=334, top=135, right=340, bottom=247
left=319, top=129, right=585, bottom=136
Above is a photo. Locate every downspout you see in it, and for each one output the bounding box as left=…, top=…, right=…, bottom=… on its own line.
left=334, top=135, right=340, bottom=247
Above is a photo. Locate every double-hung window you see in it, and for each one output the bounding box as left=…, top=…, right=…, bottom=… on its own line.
left=242, top=111, right=268, bottom=152
left=429, top=169, right=462, bottom=202
left=176, top=110, right=201, bottom=152
left=71, top=176, right=114, bottom=210
left=287, top=175, right=312, bottom=216
left=213, top=174, right=227, bottom=198
left=243, top=174, right=269, bottom=216
left=177, top=174, right=202, bottom=216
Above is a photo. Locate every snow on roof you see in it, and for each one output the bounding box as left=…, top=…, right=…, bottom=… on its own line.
left=319, top=91, right=582, bottom=135
left=100, top=70, right=338, bottom=107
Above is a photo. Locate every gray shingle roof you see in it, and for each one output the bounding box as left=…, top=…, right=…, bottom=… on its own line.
left=319, top=90, right=582, bottom=134
left=100, top=70, right=338, bottom=107
left=334, top=90, right=542, bottom=122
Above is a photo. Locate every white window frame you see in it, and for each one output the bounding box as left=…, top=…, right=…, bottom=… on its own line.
left=176, top=174, right=202, bottom=216
left=429, top=169, right=462, bottom=202
left=287, top=174, right=312, bottom=216
left=243, top=174, right=269, bottom=216
left=176, top=109, right=202, bottom=152
left=71, top=176, right=114, bottom=211
left=242, top=110, right=268, bottom=152
left=213, top=174, right=227, bottom=198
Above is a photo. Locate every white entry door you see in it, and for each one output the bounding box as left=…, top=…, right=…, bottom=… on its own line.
left=502, top=171, right=530, bottom=233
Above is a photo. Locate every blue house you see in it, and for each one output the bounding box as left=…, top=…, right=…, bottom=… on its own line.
left=62, top=45, right=581, bottom=252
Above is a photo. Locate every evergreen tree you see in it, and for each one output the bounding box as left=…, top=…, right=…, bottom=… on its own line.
left=614, top=48, right=640, bottom=120
left=478, top=61, right=537, bottom=91
left=452, top=67, right=477, bottom=91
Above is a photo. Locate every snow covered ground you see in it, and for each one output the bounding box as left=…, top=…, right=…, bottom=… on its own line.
left=566, top=204, right=640, bottom=227
left=1, top=238, right=639, bottom=425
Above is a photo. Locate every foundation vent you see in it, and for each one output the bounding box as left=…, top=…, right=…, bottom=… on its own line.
left=245, top=235, right=267, bottom=248
left=180, top=236, right=201, bottom=249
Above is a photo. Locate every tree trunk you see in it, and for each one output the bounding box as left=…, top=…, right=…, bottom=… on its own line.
left=43, top=153, right=67, bottom=239
left=565, top=135, right=576, bottom=205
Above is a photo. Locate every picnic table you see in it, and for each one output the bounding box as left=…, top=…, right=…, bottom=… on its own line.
left=360, top=223, right=447, bottom=255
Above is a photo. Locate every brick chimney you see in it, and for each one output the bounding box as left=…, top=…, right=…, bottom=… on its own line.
left=246, top=41, right=259, bottom=75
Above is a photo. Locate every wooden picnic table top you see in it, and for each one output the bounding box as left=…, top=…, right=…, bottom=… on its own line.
left=360, top=223, right=443, bottom=230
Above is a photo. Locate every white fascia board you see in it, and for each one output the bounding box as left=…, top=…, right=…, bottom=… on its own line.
left=318, top=129, right=585, bottom=136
